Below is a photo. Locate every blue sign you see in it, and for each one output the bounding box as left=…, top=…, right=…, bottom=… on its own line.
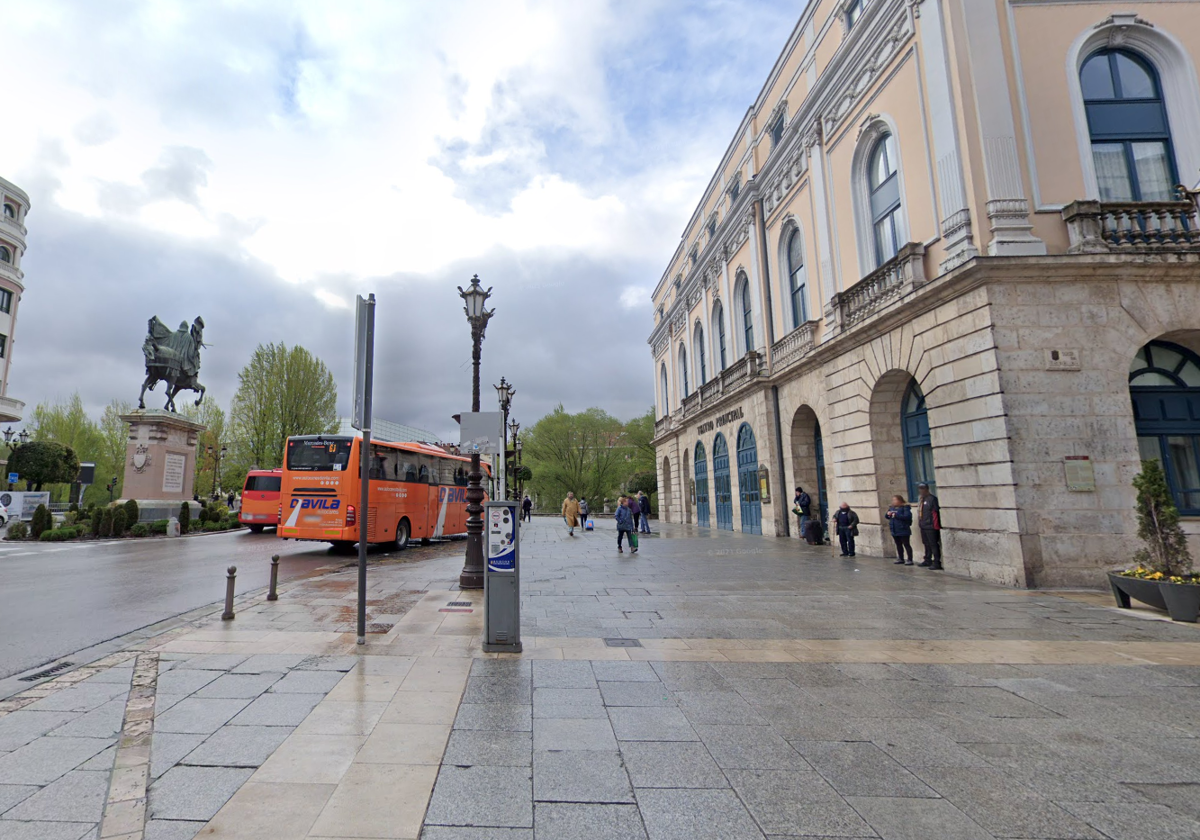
left=6, top=473, right=16, bottom=484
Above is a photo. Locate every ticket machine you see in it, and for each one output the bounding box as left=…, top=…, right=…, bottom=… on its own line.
left=483, top=500, right=522, bottom=652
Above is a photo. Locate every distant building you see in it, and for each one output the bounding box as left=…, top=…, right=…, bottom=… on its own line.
left=649, top=0, right=1200, bottom=588
left=0, top=176, right=28, bottom=424
left=334, top=417, right=440, bottom=444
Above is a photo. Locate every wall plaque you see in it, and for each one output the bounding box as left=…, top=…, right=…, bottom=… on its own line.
left=1064, top=455, right=1095, bottom=492
left=1045, top=349, right=1081, bottom=371
left=163, top=452, right=187, bottom=494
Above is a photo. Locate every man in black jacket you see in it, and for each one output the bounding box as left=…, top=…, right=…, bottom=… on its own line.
left=832, top=502, right=859, bottom=557
left=916, top=483, right=942, bottom=570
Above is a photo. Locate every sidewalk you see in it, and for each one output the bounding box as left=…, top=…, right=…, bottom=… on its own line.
left=2, top=518, right=1200, bottom=839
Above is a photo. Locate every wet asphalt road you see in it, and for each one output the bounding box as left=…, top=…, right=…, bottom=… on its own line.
left=0, top=529, right=349, bottom=680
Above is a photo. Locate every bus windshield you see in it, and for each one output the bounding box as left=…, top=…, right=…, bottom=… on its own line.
left=286, top=437, right=354, bottom=472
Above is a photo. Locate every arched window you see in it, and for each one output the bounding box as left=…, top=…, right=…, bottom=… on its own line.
left=660, top=364, right=669, bottom=415
left=0, top=246, right=10, bottom=264
left=902, top=381, right=935, bottom=501
left=1130, top=340, right=1200, bottom=513
left=2, top=204, right=13, bottom=219
left=738, top=275, right=755, bottom=355
left=693, top=322, right=707, bottom=386
left=786, top=228, right=807, bottom=328
left=712, top=301, right=727, bottom=372
left=1081, top=49, right=1176, bottom=202
left=679, top=343, right=689, bottom=398
left=869, top=133, right=902, bottom=266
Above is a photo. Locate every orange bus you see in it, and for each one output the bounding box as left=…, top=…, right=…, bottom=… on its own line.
left=239, top=468, right=283, bottom=533
left=277, top=435, right=491, bottom=549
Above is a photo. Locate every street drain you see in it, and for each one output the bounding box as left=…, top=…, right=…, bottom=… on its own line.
left=19, top=661, right=74, bottom=682
left=447, top=601, right=473, bottom=607
left=604, top=639, right=643, bottom=648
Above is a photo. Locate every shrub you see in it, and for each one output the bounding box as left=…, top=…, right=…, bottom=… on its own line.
left=69, top=501, right=79, bottom=514
left=39, top=527, right=82, bottom=542
left=30, top=504, right=51, bottom=539
left=210, top=504, right=229, bottom=521
left=111, top=507, right=128, bottom=537
left=202, top=520, right=222, bottom=532
left=178, top=502, right=191, bottom=534
left=99, top=507, right=114, bottom=538
left=6, top=520, right=28, bottom=540
left=148, top=519, right=169, bottom=535
left=1133, top=459, right=1194, bottom=577
left=91, top=507, right=103, bottom=537
left=123, top=499, right=140, bottom=526
left=130, top=523, right=148, bottom=537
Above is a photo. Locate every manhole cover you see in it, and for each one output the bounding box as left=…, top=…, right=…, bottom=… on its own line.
left=603, top=638, right=643, bottom=648
left=19, top=661, right=74, bottom=682
left=447, top=601, right=472, bottom=607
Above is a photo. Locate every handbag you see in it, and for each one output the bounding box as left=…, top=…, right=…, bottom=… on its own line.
left=629, top=531, right=639, bottom=549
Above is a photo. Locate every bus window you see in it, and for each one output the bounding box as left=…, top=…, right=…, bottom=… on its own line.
left=399, top=456, right=418, bottom=483
left=370, top=445, right=397, bottom=481
left=244, top=474, right=281, bottom=492
left=418, top=455, right=439, bottom=484
left=286, top=437, right=353, bottom=471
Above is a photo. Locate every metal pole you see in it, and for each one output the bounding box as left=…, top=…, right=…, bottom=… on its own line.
left=222, top=566, right=236, bottom=620
left=267, top=554, right=280, bottom=601
left=357, top=294, right=375, bottom=645
left=460, top=321, right=485, bottom=589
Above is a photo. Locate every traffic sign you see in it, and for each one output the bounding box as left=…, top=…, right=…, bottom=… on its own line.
left=6, top=473, right=16, bottom=484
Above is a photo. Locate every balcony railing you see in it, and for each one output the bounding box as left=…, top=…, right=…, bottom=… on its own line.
left=1062, top=199, right=1200, bottom=253
left=681, top=391, right=701, bottom=418
left=830, top=242, right=926, bottom=331
left=770, top=320, right=819, bottom=374
left=654, top=416, right=669, bottom=437
left=0, top=395, right=25, bottom=423
left=655, top=352, right=763, bottom=438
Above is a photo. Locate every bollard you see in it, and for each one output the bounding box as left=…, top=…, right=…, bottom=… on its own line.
left=267, top=554, right=280, bottom=601
left=222, top=565, right=237, bottom=620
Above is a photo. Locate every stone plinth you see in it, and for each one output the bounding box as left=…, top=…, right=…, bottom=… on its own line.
left=120, top=410, right=205, bottom=521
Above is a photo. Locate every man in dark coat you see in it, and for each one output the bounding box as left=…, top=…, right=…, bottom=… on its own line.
left=916, top=483, right=943, bottom=570
left=832, top=502, right=858, bottom=557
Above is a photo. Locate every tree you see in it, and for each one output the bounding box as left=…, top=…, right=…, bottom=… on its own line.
left=9, top=441, right=81, bottom=491
left=228, top=343, right=338, bottom=473
left=182, top=399, right=228, bottom=498
left=94, top=400, right=132, bottom=506
left=1133, top=459, right=1194, bottom=577
left=523, top=406, right=632, bottom=507
left=29, top=394, right=101, bottom=456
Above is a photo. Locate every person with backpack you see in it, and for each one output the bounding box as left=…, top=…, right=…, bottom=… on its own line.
left=615, top=496, right=637, bottom=554
left=916, top=483, right=943, bottom=570
left=521, top=495, right=533, bottom=522
left=832, top=502, right=859, bottom=557
left=579, top=498, right=590, bottom=528
left=793, top=486, right=812, bottom=542
left=637, top=491, right=652, bottom=534
left=886, top=494, right=913, bottom=565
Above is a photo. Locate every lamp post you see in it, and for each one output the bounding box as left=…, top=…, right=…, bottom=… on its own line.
left=205, top=444, right=228, bottom=498
left=515, top=434, right=524, bottom=501
left=459, top=274, right=494, bottom=590
left=495, top=378, right=514, bottom=499
left=508, top=418, right=520, bottom=500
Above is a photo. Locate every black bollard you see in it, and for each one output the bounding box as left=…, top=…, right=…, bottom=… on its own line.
left=222, top=565, right=237, bottom=620
left=267, top=555, right=280, bottom=602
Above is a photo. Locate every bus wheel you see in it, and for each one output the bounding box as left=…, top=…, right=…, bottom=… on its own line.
left=394, top=519, right=410, bottom=551
left=248, top=524, right=264, bottom=534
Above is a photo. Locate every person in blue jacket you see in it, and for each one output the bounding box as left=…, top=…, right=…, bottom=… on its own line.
left=886, top=494, right=913, bottom=565
left=615, top=496, right=637, bottom=554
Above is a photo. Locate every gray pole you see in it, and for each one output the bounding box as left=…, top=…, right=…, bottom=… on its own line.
left=357, top=294, right=375, bottom=644
left=267, top=554, right=280, bottom=601
left=221, top=566, right=236, bottom=620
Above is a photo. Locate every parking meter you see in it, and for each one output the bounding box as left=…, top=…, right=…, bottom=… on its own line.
left=483, top=500, right=522, bottom=652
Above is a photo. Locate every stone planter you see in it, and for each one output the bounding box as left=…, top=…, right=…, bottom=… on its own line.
left=1109, top=572, right=1200, bottom=622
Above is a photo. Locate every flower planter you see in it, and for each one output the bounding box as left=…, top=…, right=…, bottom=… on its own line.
left=1108, top=572, right=1200, bottom=622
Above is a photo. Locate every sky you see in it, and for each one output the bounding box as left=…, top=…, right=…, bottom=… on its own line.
left=4, top=0, right=801, bottom=441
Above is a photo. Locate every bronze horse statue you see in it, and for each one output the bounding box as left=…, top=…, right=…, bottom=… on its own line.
left=139, top=316, right=207, bottom=412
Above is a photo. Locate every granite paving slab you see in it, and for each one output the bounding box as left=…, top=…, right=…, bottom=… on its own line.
left=169, top=654, right=249, bottom=671
left=181, top=724, right=293, bottom=767
left=147, top=765, right=255, bottom=821
left=0, top=821, right=95, bottom=840
left=534, top=802, right=647, bottom=840
left=268, top=669, right=345, bottom=694
left=726, top=769, right=877, bottom=838
left=150, top=733, right=207, bottom=780
left=533, top=718, right=617, bottom=752
left=793, top=741, right=936, bottom=798
left=1, top=769, right=109, bottom=823
left=192, top=672, right=282, bottom=699
left=25, top=683, right=128, bottom=714
left=0, top=712, right=80, bottom=752
left=154, top=698, right=252, bottom=735
left=590, top=661, right=660, bottom=682
left=532, top=661, right=597, bottom=689
left=0, top=737, right=112, bottom=786
left=674, top=691, right=767, bottom=725
left=597, top=681, right=677, bottom=707
left=532, top=750, right=634, bottom=804
left=419, top=829, right=533, bottom=840
left=453, top=704, right=532, bottom=732
left=845, top=796, right=994, bottom=840
left=694, top=725, right=810, bottom=771
left=226, top=692, right=323, bottom=726
left=463, top=677, right=533, bottom=705
left=608, top=707, right=699, bottom=742
left=425, top=765, right=534, bottom=829
left=230, top=654, right=308, bottom=674
left=619, top=741, right=729, bottom=789
left=45, top=699, right=126, bottom=740
left=635, top=788, right=765, bottom=840
left=154, top=669, right=221, bottom=698
left=1059, top=800, right=1200, bottom=840
left=443, top=730, right=532, bottom=767
left=143, top=819, right=208, bottom=840
left=0, top=783, right=39, bottom=814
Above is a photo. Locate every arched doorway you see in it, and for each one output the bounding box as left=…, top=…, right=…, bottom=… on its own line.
left=813, top=422, right=829, bottom=529
left=683, top=448, right=692, bottom=525
left=713, top=434, right=733, bottom=531
left=1130, top=340, right=1200, bottom=513
left=870, top=370, right=922, bottom=516
left=736, top=423, right=762, bottom=535
left=695, top=443, right=710, bottom=527
left=789, top=406, right=829, bottom=539
left=661, top=456, right=672, bottom=523
left=902, top=382, right=936, bottom=500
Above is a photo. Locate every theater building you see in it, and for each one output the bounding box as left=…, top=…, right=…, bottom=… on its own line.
left=648, top=0, right=1200, bottom=587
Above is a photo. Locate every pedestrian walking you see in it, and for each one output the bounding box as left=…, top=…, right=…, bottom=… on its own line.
left=886, top=495, right=914, bottom=565
left=793, top=486, right=812, bottom=542
left=629, top=494, right=642, bottom=532
left=521, top=495, right=533, bottom=522
left=227, top=490, right=236, bottom=510
left=615, top=496, right=637, bottom=554
left=561, top=492, right=581, bottom=537
left=637, top=491, right=652, bottom=533
left=832, top=502, right=859, bottom=557
left=916, top=483, right=943, bottom=570
left=579, top=498, right=590, bottom=526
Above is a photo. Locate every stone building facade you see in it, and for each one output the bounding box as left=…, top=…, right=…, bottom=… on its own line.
left=0, top=176, right=28, bottom=424
left=648, top=0, right=1200, bottom=588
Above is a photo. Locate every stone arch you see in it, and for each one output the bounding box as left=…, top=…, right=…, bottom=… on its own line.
left=789, top=405, right=826, bottom=537
left=660, top=455, right=672, bottom=523
left=682, top=447, right=693, bottom=524
left=868, top=369, right=921, bottom=536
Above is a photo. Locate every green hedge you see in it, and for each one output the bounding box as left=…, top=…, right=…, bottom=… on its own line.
left=7, top=520, right=29, bottom=540
left=39, top=527, right=85, bottom=542
left=148, top=519, right=169, bottom=535
left=130, top=523, right=149, bottom=537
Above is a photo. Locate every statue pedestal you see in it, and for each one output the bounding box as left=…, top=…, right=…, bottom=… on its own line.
left=120, top=410, right=206, bottom=522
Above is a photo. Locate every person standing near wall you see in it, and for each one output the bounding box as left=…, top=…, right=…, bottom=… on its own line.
left=887, top=494, right=913, bottom=565
left=916, top=483, right=943, bottom=570
left=832, top=502, right=859, bottom=557
left=637, top=491, right=652, bottom=534
left=793, top=486, right=811, bottom=543
left=628, top=493, right=642, bottom=532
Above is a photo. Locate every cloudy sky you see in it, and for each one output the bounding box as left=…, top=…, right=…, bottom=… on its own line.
left=5, top=0, right=799, bottom=440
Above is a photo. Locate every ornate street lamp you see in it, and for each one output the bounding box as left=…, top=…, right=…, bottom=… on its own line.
left=495, top=378, right=515, bottom=498
left=507, top=419, right=520, bottom=500
left=458, top=274, right=494, bottom=589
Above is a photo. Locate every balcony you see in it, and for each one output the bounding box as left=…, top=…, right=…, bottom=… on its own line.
left=1062, top=200, right=1200, bottom=254
left=829, top=242, right=926, bottom=332
left=770, top=320, right=819, bottom=374
left=0, top=261, right=23, bottom=285
left=0, top=395, right=24, bottom=423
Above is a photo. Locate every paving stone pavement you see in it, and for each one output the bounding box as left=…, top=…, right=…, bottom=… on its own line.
left=2, top=516, right=1200, bottom=839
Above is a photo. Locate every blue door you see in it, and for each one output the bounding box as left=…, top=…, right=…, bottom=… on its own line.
left=736, top=423, right=762, bottom=535
left=695, top=443, right=710, bottom=528
left=713, top=434, right=733, bottom=531
left=814, top=421, right=829, bottom=528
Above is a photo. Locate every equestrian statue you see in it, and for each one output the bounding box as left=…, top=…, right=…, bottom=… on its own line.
left=139, top=316, right=207, bottom=412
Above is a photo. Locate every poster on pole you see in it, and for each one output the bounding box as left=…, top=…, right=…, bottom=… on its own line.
left=459, top=412, right=503, bottom=455
left=352, top=295, right=375, bottom=432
